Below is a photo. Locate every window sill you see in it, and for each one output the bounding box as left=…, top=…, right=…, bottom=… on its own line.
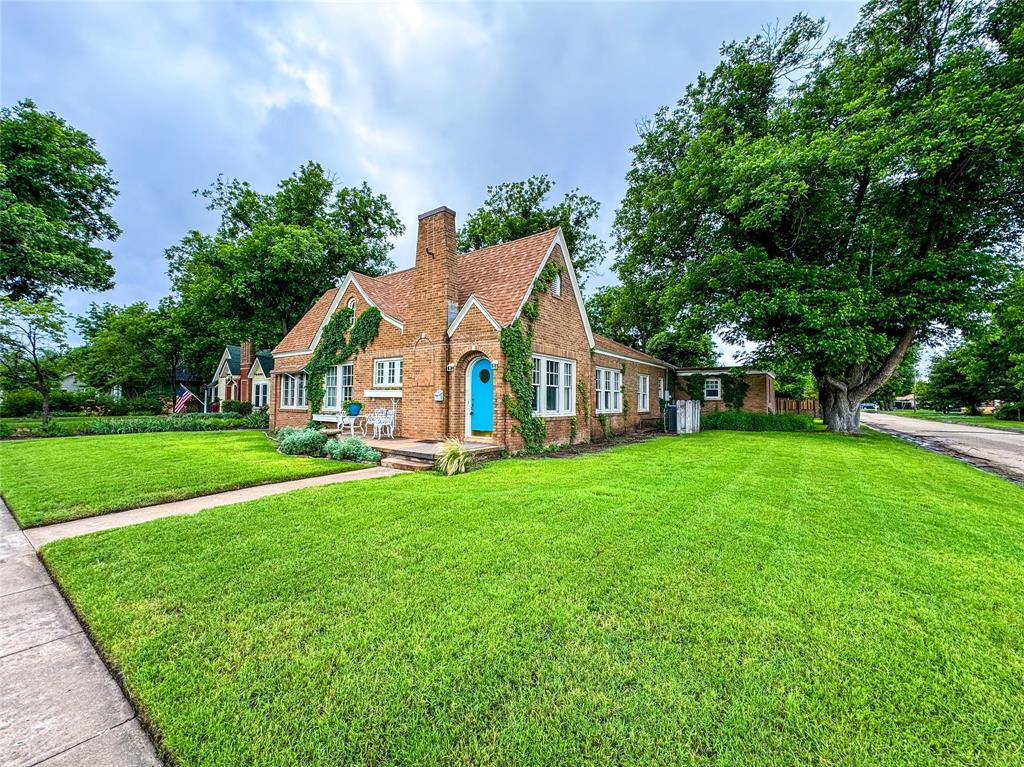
left=280, top=405, right=308, bottom=410
left=364, top=389, right=403, bottom=398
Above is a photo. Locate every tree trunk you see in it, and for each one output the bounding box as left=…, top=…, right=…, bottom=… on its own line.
left=41, top=391, right=50, bottom=425
left=818, top=380, right=861, bottom=434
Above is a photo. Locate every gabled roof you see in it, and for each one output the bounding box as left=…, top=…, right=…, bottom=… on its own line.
left=224, top=345, right=241, bottom=375
left=249, top=352, right=275, bottom=378
left=274, top=289, right=339, bottom=355
left=593, top=334, right=675, bottom=370
left=457, top=228, right=560, bottom=325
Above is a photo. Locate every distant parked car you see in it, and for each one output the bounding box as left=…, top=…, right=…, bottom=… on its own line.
left=860, top=402, right=880, bottom=412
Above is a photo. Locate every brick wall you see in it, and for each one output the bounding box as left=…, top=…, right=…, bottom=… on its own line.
left=676, top=372, right=775, bottom=414
left=591, top=352, right=671, bottom=440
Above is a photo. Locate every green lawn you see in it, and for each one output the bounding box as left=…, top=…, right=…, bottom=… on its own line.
left=0, top=431, right=361, bottom=527
left=42, top=432, right=1023, bottom=766
left=881, top=409, right=1024, bottom=432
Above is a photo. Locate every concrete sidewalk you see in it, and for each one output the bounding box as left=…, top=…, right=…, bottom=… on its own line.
left=25, top=465, right=402, bottom=549
left=0, top=502, right=161, bottom=767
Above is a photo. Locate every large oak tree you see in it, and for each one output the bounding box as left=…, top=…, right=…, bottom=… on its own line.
left=614, top=0, right=1024, bottom=432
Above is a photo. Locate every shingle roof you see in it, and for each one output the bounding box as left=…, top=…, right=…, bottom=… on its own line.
left=593, top=334, right=675, bottom=369
left=273, top=228, right=644, bottom=369
left=253, top=352, right=274, bottom=376
left=456, top=228, right=559, bottom=324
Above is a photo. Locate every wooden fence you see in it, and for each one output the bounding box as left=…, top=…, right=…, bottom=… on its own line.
left=665, top=399, right=701, bottom=434
left=776, top=397, right=821, bottom=418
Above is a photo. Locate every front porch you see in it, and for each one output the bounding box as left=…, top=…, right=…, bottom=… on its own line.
left=363, top=437, right=502, bottom=463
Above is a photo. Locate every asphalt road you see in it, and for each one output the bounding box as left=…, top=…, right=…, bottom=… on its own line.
left=861, top=412, right=1024, bottom=485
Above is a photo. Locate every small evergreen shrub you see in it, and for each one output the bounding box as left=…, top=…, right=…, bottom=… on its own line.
left=0, top=389, right=44, bottom=417
left=434, top=438, right=475, bottom=475
left=324, top=437, right=381, bottom=463
left=278, top=427, right=328, bottom=456
left=221, top=399, right=253, bottom=415
left=702, top=411, right=815, bottom=432
left=123, top=394, right=166, bottom=415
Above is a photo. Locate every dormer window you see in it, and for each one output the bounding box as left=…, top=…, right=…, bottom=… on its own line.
left=551, top=272, right=561, bottom=298
left=347, top=298, right=356, bottom=327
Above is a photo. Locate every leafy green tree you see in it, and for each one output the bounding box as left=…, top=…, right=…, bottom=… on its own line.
left=614, top=0, right=1024, bottom=433
left=167, top=163, right=403, bottom=350
left=926, top=347, right=990, bottom=413
left=646, top=329, right=716, bottom=368
left=76, top=302, right=175, bottom=396
left=458, top=176, right=605, bottom=280
left=586, top=283, right=716, bottom=366
left=0, top=99, right=120, bottom=300
left=0, top=298, right=69, bottom=423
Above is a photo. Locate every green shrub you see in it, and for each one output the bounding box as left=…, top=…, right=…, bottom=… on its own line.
left=89, top=414, right=248, bottom=435
left=324, top=437, right=381, bottom=463
left=434, top=437, right=475, bottom=475
left=0, top=389, right=44, bottom=417
left=702, top=411, right=815, bottom=432
left=277, top=427, right=328, bottom=456
left=243, top=408, right=270, bottom=429
left=221, top=399, right=253, bottom=415
left=994, top=401, right=1023, bottom=421
left=0, top=422, right=12, bottom=439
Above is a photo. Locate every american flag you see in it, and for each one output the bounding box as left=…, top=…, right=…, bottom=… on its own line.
left=173, top=384, right=196, bottom=414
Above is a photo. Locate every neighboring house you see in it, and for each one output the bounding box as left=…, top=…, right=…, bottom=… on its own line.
left=205, top=342, right=274, bottom=411
left=269, top=206, right=768, bottom=449
left=675, top=368, right=777, bottom=414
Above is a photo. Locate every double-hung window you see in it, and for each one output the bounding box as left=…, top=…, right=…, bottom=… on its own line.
left=531, top=355, right=575, bottom=416
left=658, top=376, right=666, bottom=402
left=324, top=367, right=338, bottom=409
left=253, top=382, right=268, bottom=408
left=638, top=374, right=650, bottom=412
left=282, top=373, right=307, bottom=408
left=374, top=358, right=403, bottom=387
left=704, top=377, right=721, bottom=400
left=595, top=367, right=622, bottom=413
left=340, top=363, right=353, bottom=402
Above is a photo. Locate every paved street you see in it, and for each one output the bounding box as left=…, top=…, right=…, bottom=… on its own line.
left=861, top=412, right=1024, bottom=484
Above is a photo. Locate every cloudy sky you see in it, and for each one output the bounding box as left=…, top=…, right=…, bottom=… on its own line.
left=3, top=0, right=863, bottom=359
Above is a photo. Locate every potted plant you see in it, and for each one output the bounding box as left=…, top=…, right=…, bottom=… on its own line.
left=344, top=400, right=362, bottom=416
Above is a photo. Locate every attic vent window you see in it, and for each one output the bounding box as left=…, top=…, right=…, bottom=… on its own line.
left=347, top=298, right=356, bottom=327
left=551, top=273, right=562, bottom=297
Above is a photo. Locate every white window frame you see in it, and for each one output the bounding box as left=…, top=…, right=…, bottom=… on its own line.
left=347, top=297, right=357, bottom=327
left=704, top=377, right=721, bottom=400
left=281, top=373, right=307, bottom=409
left=373, top=357, right=403, bottom=388
left=253, top=382, right=268, bottom=408
left=340, top=363, right=354, bottom=403
left=638, top=374, right=650, bottom=413
left=531, top=354, right=575, bottom=416
left=324, top=367, right=338, bottom=410
left=551, top=272, right=561, bottom=298
left=658, top=376, right=666, bottom=401
left=595, top=366, right=622, bottom=414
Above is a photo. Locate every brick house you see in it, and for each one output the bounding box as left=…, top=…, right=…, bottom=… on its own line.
left=269, top=206, right=693, bottom=449
left=204, top=342, right=274, bottom=411
left=675, top=367, right=777, bottom=414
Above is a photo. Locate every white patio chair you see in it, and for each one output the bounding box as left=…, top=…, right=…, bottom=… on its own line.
left=365, top=407, right=387, bottom=440
left=369, top=407, right=396, bottom=439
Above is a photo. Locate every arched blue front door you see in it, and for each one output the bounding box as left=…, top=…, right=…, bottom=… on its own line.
left=469, top=358, right=494, bottom=434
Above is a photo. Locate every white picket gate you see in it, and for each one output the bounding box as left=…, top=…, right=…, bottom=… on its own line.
left=665, top=399, right=701, bottom=434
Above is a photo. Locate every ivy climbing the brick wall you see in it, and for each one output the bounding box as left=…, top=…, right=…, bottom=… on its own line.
left=305, top=306, right=382, bottom=416
left=498, top=260, right=562, bottom=453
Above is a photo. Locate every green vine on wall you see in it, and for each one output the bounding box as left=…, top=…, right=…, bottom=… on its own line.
left=577, top=381, right=589, bottom=425
left=620, top=363, right=630, bottom=419
left=305, top=306, right=382, bottom=416
left=498, top=260, right=562, bottom=453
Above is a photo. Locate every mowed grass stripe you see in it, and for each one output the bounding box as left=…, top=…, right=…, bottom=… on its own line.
left=0, top=430, right=361, bottom=527
left=42, top=432, right=1024, bottom=766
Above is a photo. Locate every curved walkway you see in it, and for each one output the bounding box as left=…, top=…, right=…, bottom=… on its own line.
left=861, top=412, right=1024, bottom=485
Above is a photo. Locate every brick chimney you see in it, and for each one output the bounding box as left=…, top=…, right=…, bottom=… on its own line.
left=239, top=341, right=254, bottom=402
left=412, top=206, right=458, bottom=339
